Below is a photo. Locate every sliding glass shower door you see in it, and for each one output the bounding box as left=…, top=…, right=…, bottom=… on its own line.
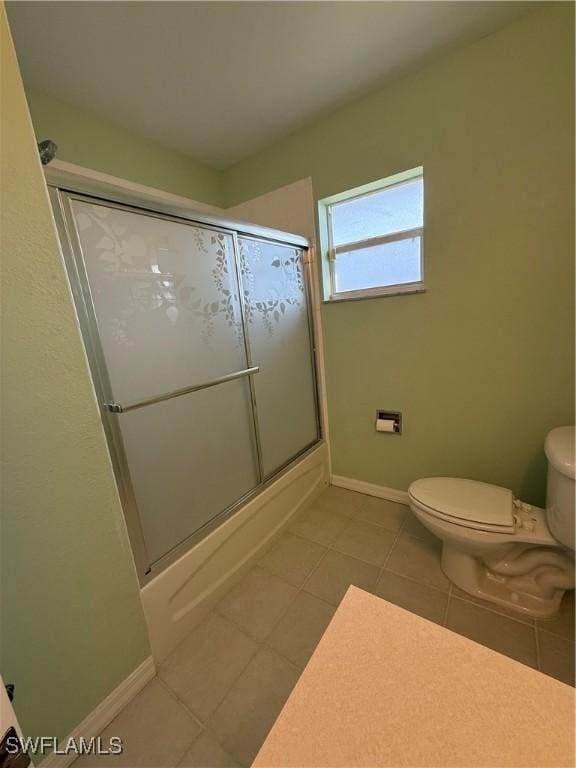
left=55, top=192, right=320, bottom=576
left=239, top=237, right=318, bottom=477
left=66, top=198, right=261, bottom=564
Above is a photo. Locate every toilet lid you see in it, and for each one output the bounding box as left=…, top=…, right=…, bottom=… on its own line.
left=408, top=478, right=515, bottom=533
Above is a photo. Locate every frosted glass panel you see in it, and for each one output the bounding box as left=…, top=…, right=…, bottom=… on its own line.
left=331, top=178, right=423, bottom=246
left=239, top=237, right=318, bottom=476
left=71, top=200, right=246, bottom=404
left=335, top=237, right=422, bottom=293
left=120, top=378, right=258, bottom=564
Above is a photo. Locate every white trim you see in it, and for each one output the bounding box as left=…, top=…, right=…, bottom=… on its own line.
left=307, top=243, right=332, bottom=476
left=46, top=161, right=309, bottom=250
left=327, top=281, right=426, bottom=303
left=319, top=167, right=424, bottom=303
left=44, top=160, right=221, bottom=214
left=39, top=657, right=155, bottom=768
left=332, top=226, right=423, bottom=256
left=331, top=475, right=409, bottom=505
left=320, top=166, right=424, bottom=207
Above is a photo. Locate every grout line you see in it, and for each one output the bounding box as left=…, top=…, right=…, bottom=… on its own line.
left=247, top=494, right=383, bottom=655
left=442, top=584, right=453, bottom=626
left=149, top=488, right=575, bottom=764
left=173, top=734, right=201, bottom=768
left=155, top=675, right=206, bottom=731
left=168, top=487, right=564, bottom=729
left=381, top=514, right=407, bottom=571
left=289, top=505, right=407, bottom=568
left=448, top=593, right=537, bottom=628
left=534, top=625, right=542, bottom=671
left=372, top=513, right=408, bottom=596
left=161, top=613, right=265, bottom=726
left=160, top=485, right=574, bottom=766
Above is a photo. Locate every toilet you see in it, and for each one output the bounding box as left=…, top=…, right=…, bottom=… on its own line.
left=408, top=426, right=575, bottom=619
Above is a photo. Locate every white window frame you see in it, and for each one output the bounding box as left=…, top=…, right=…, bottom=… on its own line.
left=319, top=167, right=425, bottom=302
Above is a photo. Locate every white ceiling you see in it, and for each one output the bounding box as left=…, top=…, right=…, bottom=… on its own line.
left=8, top=1, right=533, bottom=169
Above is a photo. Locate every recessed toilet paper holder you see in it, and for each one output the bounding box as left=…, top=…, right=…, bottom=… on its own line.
left=376, top=410, right=402, bottom=434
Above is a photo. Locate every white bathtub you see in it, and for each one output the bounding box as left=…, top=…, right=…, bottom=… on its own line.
left=140, top=442, right=329, bottom=661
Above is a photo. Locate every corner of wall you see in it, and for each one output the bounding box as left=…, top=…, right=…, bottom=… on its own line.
left=1, top=3, right=151, bottom=742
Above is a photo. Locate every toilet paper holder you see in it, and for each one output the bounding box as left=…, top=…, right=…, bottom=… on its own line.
left=376, top=410, right=402, bottom=434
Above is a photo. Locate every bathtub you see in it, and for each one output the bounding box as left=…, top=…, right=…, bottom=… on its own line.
left=140, top=442, right=328, bottom=661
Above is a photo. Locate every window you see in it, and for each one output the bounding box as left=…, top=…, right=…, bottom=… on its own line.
left=321, top=167, right=424, bottom=301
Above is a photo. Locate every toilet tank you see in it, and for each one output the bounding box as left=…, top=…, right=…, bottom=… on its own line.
left=544, top=426, right=575, bottom=550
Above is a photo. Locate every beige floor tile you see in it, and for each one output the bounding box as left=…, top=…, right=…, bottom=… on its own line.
left=159, top=613, right=258, bottom=722
left=446, top=597, right=538, bottom=668
left=536, top=589, right=575, bottom=641
left=216, top=567, right=298, bottom=642
left=451, top=585, right=535, bottom=626
left=401, top=511, right=437, bottom=542
left=538, top=630, right=575, bottom=687
left=332, top=519, right=396, bottom=566
left=267, top=592, right=336, bottom=668
left=386, top=533, right=450, bottom=592
left=315, top=485, right=365, bottom=516
left=374, top=571, right=448, bottom=625
left=259, top=533, right=326, bottom=587
left=356, top=496, right=407, bottom=532
left=304, top=550, right=380, bottom=606
left=178, top=731, right=241, bottom=767
left=75, top=679, right=200, bottom=768
left=210, top=647, right=300, bottom=767
left=288, top=504, right=351, bottom=546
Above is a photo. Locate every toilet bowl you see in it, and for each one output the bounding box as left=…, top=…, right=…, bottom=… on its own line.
left=408, top=427, right=575, bottom=619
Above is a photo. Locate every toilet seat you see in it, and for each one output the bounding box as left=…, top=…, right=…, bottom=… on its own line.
left=408, top=478, right=516, bottom=534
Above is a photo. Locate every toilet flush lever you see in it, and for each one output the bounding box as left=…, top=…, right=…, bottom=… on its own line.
left=513, top=499, right=537, bottom=531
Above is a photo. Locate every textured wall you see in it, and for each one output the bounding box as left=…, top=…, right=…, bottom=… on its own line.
left=25, top=87, right=223, bottom=207
left=0, top=5, right=150, bottom=744
left=224, top=4, right=575, bottom=504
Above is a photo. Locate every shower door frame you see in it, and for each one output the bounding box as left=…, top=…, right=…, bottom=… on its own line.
left=49, top=183, right=322, bottom=584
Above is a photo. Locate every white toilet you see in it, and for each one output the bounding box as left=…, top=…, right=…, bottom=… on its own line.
left=408, top=426, right=575, bottom=619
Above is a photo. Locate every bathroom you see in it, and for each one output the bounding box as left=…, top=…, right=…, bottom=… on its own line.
left=1, top=1, right=574, bottom=767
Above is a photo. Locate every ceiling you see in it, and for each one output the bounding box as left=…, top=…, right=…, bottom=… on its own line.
left=7, top=1, right=533, bottom=169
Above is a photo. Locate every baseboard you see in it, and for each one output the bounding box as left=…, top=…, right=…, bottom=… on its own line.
left=330, top=475, right=410, bottom=505
left=39, top=657, right=155, bottom=768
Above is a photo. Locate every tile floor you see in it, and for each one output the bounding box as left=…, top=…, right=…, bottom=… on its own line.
left=76, top=486, right=575, bottom=768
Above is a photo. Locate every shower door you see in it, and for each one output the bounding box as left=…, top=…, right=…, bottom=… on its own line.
left=238, top=237, right=318, bottom=477
left=54, top=190, right=320, bottom=577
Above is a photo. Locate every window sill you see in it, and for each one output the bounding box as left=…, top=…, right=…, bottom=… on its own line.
left=323, top=282, right=426, bottom=304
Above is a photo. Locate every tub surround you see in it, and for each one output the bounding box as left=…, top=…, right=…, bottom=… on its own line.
left=254, top=586, right=575, bottom=768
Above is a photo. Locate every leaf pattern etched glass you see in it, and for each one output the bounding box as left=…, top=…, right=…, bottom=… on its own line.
left=71, top=200, right=259, bottom=562
left=72, top=200, right=247, bottom=405
left=239, top=237, right=318, bottom=476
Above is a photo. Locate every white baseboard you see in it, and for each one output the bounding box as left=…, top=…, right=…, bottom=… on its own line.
left=330, top=475, right=409, bottom=505
left=40, top=657, right=155, bottom=768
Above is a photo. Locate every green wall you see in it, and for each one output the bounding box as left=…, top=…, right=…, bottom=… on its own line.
left=26, top=87, right=223, bottom=207
left=1, top=6, right=150, bottom=746
left=225, top=3, right=574, bottom=505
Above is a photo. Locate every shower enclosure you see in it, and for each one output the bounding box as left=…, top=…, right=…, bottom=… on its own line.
left=51, top=187, right=321, bottom=581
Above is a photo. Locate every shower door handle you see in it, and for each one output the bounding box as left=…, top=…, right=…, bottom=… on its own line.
left=104, top=366, right=260, bottom=414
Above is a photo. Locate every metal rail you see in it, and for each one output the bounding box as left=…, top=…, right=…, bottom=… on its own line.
left=105, top=366, right=260, bottom=414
